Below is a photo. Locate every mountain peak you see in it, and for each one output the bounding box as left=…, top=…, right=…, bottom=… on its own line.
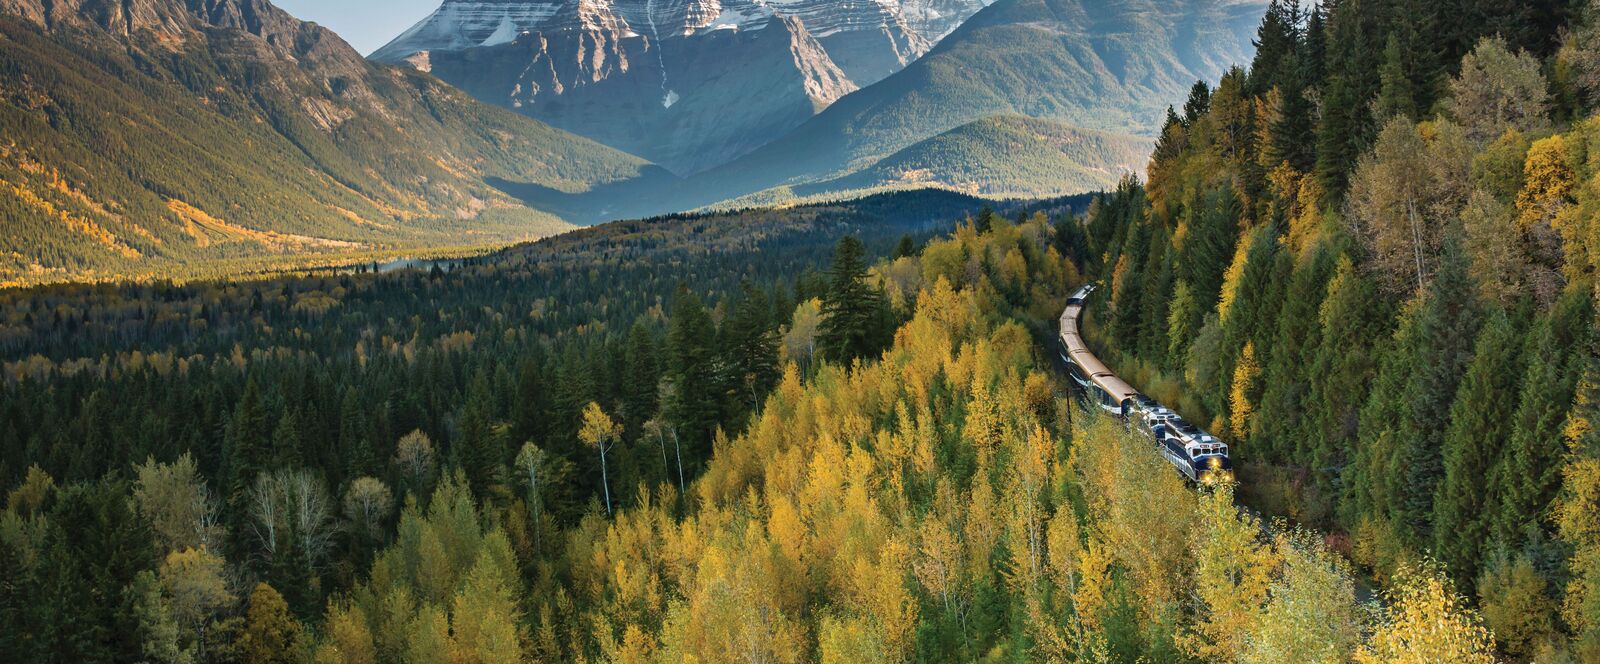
left=375, top=0, right=991, bottom=173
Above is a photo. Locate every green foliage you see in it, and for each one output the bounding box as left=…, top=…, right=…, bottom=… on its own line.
left=1434, top=309, right=1525, bottom=585
left=1076, top=5, right=1600, bottom=658
left=818, top=236, right=894, bottom=364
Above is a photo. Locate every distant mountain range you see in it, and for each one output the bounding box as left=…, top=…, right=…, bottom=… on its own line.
left=681, top=0, right=1264, bottom=203
left=370, top=0, right=997, bottom=173
left=0, top=0, right=1264, bottom=284
left=0, top=0, right=651, bottom=284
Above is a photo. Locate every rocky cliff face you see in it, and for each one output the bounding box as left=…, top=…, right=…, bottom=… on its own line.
left=372, top=0, right=991, bottom=173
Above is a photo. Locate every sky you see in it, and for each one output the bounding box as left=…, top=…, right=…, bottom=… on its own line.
left=274, top=0, right=441, bottom=55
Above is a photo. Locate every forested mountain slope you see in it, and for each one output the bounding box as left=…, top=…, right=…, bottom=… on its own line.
left=800, top=115, right=1153, bottom=199
left=1066, top=0, right=1600, bottom=659
left=0, top=0, right=657, bottom=286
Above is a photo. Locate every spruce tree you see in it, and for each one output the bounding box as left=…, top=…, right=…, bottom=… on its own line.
left=1344, top=302, right=1417, bottom=529
left=1494, top=290, right=1595, bottom=548
left=1183, top=81, right=1213, bottom=125
left=818, top=236, right=891, bottom=364
left=1270, top=54, right=1318, bottom=174
left=1374, top=33, right=1418, bottom=122
left=666, top=285, right=722, bottom=468
left=1249, top=0, right=1299, bottom=95
left=457, top=370, right=505, bottom=501
left=224, top=377, right=273, bottom=544
left=1434, top=308, right=1524, bottom=586
left=1389, top=235, right=1480, bottom=550
left=1252, top=244, right=1335, bottom=461
left=723, top=281, right=781, bottom=414
left=621, top=320, right=660, bottom=439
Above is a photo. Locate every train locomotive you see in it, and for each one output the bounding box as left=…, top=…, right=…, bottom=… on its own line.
left=1059, top=285, right=1234, bottom=484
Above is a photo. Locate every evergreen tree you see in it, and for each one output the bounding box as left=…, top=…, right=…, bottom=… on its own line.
left=1495, top=289, right=1595, bottom=548
left=723, top=281, right=782, bottom=415
left=818, top=236, right=891, bottom=364
left=666, top=285, right=722, bottom=468
left=621, top=320, right=661, bottom=439
left=893, top=235, right=918, bottom=259
left=1250, top=0, right=1300, bottom=95
left=34, top=482, right=156, bottom=663
left=225, top=379, right=272, bottom=499
left=1252, top=244, right=1336, bottom=461
left=1434, top=308, right=1524, bottom=586
left=1270, top=54, right=1318, bottom=174
left=1374, top=33, right=1418, bottom=122
left=456, top=370, right=505, bottom=501
left=1388, top=235, right=1480, bottom=550
left=1301, top=3, right=1328, bottom=83
left=1344, top=303, right=1416, bottom=530
left=1183, top=81, right=1213, bottom=125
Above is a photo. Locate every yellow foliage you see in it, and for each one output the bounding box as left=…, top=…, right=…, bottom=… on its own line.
left=1071, top=416, right=1192, bottom=616
left=1218, top=230, right=1256, bottom=323
left=1354, top=563, right=1496, bottom=664
left=1230, top=341, right=1261, bottom=441
left=1180, top=485, right=1276, bottom=661
left=1516, top=135, right=1575, bottom=231
left=1477, top=554, right=1558, bottom=659
left=1243, top=533, right=1361, bottom=663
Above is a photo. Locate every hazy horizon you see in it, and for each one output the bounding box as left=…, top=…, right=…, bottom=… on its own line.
left=275, top=0, right=440, bottom=55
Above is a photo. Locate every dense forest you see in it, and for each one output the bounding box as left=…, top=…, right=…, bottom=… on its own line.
left=2, top=196, right=1519, bottom=663
left=8, top=0, right=1600, bottom=662
left=1069, top=0, right=1600, bottom=659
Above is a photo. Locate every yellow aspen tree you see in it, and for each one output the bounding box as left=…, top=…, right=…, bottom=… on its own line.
left=1354, top=562, right=1496, bottom=664
left=912, top=508, right=962, bottom=615
left=236, top=583, right=305, bottom=664
left=846, top=538, right=918, bottom=660
left=1476, top=553, right=1558, bottom=659
left=1003, top=425, right=1054, bottom=592
left=1072, top=536, right=1115, bottom=637
left=964, top=475, right=1000, bottom=580
left=314, top=601, right=376, bottom=664
left=577, top=401, right=622, bottom=515
left=1243, top=533, right=1361, bottom=664
left=1180, top=485, right=1275, bottom=661
left=1558, top=372, right=1600, bottom=649
left=818, top=614, right=890, bottom=664
left=1218, top=231, right=1258, bottom=323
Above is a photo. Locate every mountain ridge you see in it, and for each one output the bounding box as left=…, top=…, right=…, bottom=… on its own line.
left=0, top=0, right=659, bottom=285
left=372, top=0, right=995, bottom=173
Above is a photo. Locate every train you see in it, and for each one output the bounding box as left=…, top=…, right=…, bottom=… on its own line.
left=1059, top=284, right=1234, bottom=484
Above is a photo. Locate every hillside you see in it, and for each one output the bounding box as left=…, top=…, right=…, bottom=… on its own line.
left=685, top=0, right=1264, bottom=201
left=1069, top=0, right=1600, bottom=659
left=0, top=0, right=657, bottom=286
left=798, top=115, right=1151, bottom=198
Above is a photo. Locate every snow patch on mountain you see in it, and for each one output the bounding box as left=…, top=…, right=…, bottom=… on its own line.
left=481, top=16, right=521, bottom=45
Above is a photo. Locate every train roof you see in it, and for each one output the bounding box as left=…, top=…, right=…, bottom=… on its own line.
left=1059, top=285, right=1138, bottom=402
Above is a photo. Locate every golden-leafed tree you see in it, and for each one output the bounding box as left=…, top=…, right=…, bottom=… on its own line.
left=1180, top=484, right=1275, bottom=660
left=1355, top=562, right=1496, bottom=664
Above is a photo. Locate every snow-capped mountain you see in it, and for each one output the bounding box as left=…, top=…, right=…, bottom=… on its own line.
left=371, top=0, right=993, bottom=173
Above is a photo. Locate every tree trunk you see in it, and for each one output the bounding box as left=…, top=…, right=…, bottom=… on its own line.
left=671, top=426, right=686, bottom=494
left=599, top=445, right=612, bottom=516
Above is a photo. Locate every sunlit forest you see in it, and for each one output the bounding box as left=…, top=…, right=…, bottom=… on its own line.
left=7, top=0, right=1600, bottom=662
left=1067, top=0, right=1600, bottom=659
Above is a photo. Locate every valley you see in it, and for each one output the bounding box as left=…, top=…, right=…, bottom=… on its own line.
left=9, top=0, right=1595, bottom=662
